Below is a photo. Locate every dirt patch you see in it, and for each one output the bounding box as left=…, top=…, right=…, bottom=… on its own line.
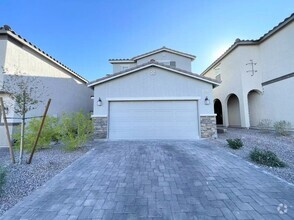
left=207, top=128, right=294, bottom=184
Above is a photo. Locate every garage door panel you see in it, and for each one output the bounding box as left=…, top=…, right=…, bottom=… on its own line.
left=109, top=101, right=199, bottom=139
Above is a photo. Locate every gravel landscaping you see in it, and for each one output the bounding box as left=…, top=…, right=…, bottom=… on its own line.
left=208, top=128, right=294, bottom=184
left=0, top=143, right=93, bottom=216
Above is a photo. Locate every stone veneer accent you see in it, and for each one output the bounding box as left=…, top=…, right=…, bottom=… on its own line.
left=93, top=117, right=108, bottom=139
left=200, top=115, right=217, bottom=138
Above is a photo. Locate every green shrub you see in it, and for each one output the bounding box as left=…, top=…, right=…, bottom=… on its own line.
left=13, top=116, right=60, bottom=152
left=226, top=138, right=243, bottom=149
left=257, top=119, right=272, bottom=133
left=59, top=112, right=93, bottom=151
left=250, top=148, right=286, bottom=167
left=0, top=167, right=6, bottom=193
left=273, top=120, right=291, bottom=136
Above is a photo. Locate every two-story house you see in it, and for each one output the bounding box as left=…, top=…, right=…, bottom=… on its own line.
left=202, top=14, right=294, bottom=130
left=0, top=25, right=93, bottom=147
left=88, top=47, right=219, bottom=140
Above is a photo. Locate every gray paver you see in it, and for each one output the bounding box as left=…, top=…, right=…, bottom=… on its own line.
left=1, top=140, right=293, bottom=220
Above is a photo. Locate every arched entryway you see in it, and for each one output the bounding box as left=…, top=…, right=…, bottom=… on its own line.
left=227, top=94, right=241, bottom=127
left=248, top=90, right=262, bottom=127
left=214, top=99, right=223, bottom=125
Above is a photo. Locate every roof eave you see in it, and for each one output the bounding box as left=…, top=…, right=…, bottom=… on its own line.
left=0, top=29, right=89, bottom=84
left=109, top=60, right=136, bottom=64
left=132, top=48, right=196, bottom=61
left=88, top=63, right=219, bottom=88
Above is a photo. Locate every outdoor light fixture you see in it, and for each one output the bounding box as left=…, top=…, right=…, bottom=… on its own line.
left=204, top=96, right=210, bottom=105
left=97, top=98, right=102, bottom=106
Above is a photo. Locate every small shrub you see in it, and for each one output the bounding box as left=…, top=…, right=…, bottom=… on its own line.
left=273, top=120, right=291, bottom=136
left=257, top=119, right=272, bottom=133
left=0, top=166, right=6, bottom=193
left=13, top=116, right=61, bottom=152
left=59, top=112, right=93, bottom=151
left=250, top=148, right=286, bottom=167
left=226, top=138, right=243, bottom=149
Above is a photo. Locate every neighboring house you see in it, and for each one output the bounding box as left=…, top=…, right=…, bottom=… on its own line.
left=88, top=47, right=219, bottom=140
left=202, top=14, right=294, bottom=129
left=0, top=25, right=93, bottom=147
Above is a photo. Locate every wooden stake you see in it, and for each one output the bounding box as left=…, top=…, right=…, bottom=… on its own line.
left=0, top=97, right=15, bottom=163
left=27, top=99, right=51, bottom=164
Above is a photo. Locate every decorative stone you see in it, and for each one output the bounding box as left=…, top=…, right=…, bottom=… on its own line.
left=200, top=116, right=217, bottom=138
left=93, top=117, right=108, bottom=139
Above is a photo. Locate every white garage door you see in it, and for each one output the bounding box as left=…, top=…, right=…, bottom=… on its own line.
left=109, top=101, right=199, bottom=139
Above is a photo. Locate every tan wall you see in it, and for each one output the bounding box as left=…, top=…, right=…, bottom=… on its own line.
left=93, top=67, right=214, bottom=117
left=136, top=51, right=192, bottom=72
left=0, top=37, right=93, bottom=146
left=204, top=21, right=294, bottom=129
left=111, top=51, right=193, bottom=73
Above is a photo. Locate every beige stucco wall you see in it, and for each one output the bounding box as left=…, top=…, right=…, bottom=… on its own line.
left=0, top=37, right=93, bottom=146
left=136, top=51, right=192, bottom=71
left=111, top=51, right=193, bottom=74
left=259, top=22, right=294, bottom=82
left=93, top=67, right=214, bottom=117
left=204, top=21, right=294, bottom=129
left=112, top=63, right=136, bottom=73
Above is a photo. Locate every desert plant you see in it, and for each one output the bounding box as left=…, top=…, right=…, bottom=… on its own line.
left=13, top=116, right=60, bottom=152
left=59, top=112, right=93, bottom=151
left=257, top=119, right=272, bottom=133
left=1, top=69, right=47, bottom=163
left=250, top=148, right=286, bottom=167
left=273, top=120, right=291, bottom=136
left=226, top=138, right=243, bottom=149
left=0, top=166, right=6, bottom=193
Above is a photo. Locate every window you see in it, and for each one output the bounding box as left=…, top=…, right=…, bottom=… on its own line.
left=121, top=65, right=129, bottom=71
left=214, top=64, right=221, bottom=81
left=170, top=61, right=176, bottom=68
left=158, top=60, right=176, bottom=68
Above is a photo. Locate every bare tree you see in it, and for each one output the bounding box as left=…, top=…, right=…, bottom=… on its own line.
left=1, top=68, right=47, bottom=163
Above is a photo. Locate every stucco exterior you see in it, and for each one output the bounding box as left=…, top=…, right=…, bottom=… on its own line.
left=202, top=15, right=294, bottom=129
left=110, top=47, right=195, bottom=74
left=89, top=48, right=218, bottom=139
left=93, top=67, right=214, bottom=117
left=0, top=27, right=93, bottom=147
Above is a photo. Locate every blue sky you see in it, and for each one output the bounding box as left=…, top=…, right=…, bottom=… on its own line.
left=1, top=0, right=293, bottom=81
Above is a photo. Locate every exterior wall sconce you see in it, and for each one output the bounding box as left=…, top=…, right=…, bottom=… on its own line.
left=97, top=98, right=102, bottom=106
left=204, top=97, right=210, bottom=105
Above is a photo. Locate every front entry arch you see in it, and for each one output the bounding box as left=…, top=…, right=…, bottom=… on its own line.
left=248, top=90, right=262, bottom=127
left=227, top=94, right=241, bottom=127
left=214, top=99, right=223, bottom=125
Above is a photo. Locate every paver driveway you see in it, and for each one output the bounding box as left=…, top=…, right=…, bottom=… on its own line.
left=1, top=141, right=293, bottom=220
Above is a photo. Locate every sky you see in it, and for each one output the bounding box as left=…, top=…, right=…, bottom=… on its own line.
left=1, top=0, right=293, bottom=81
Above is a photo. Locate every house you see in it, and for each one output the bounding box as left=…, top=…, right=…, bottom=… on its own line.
left=0, top=25, right=93, bottom=147
left=201, top=14, right=294, bottom=129
left=88, top=47, right=219, bottom=140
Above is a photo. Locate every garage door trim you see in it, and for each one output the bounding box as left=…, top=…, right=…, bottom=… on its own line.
left=107, top=97, right=200, bottom=139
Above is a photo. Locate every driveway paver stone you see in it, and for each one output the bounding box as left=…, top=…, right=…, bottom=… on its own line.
left=1, top=140, right=293, bottom=220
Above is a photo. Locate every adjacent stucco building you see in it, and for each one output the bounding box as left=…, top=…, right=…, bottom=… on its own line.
left=0, top=25, right=93, bottom=147
left=202, top=14, right=294, bottom=129
left=88, top=47, right=219, bottom=140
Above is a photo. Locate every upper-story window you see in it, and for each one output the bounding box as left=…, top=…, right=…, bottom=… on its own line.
left=158, top=60, right=176, bottom=68
left=214, top=64, right=221, bottom=81
left=121, top=65, right=129, bottom=71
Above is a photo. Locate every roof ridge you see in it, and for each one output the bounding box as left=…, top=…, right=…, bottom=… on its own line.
left=0, top=25, right=88, bottom=83
left=109, top=47, right=196, bottom=62
left=88, top=60, right=219, bottom=87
